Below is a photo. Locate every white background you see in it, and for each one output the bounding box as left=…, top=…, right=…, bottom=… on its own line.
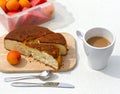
left=1, top=0, right=120, bottom=94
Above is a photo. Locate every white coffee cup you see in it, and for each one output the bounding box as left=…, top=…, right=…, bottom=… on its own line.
left=77, top=27, right=115, bottom=70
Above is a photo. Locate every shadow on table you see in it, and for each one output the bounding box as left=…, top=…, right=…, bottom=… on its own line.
left=41, top=2, right=75, bottom=30
left=101, top=55, right=120, bottom=78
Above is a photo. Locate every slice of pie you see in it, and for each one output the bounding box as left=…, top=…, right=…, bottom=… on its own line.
left=4, top=25, right=68, bottom=70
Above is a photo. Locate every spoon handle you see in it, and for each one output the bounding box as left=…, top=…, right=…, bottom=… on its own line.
left=4, top=75, right=36, bottom=82
left=76, top=30, right=84, bottom=41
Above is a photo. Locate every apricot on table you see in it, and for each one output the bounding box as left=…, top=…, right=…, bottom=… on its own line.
left=19, top=0, right=31, bottom=8
left=7, top=50, right=21, bottom=65
left=6, top=0, right=20, bottom=11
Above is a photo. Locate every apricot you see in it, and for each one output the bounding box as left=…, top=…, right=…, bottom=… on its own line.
left=0, top=0, right=7, bottom=12
left=7, top=50, right=21, bottom=65
left=19, top=0, right=31, bottom=8
left=6, top=0, right=20, bottom=11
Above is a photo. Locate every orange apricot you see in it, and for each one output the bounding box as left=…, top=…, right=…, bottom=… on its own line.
left=0, top=0, right=7, bottom=12
left=6, top=0, right=20, bottom=11
left=7, top=50, right=21, bottom=65
left=19, top=0, right=31, bottom=8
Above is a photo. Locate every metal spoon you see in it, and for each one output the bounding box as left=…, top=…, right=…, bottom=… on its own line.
left=4, top=70, right=53, bottom=82
left=76, top=30, right=84, bottom=41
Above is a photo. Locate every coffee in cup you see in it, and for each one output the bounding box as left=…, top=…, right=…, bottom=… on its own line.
left=87, top=36, right=111, bottom=47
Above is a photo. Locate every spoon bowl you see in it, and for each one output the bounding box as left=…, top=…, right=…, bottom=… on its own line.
left=4, top=70, right=53, bottom=82
left=38, top=70, right=53, bottom=80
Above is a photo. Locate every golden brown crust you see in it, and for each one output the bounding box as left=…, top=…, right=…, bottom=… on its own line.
left=39, top=33, right=66, bottom=45
left=5, top=25, right=54, bottom=42
left=5, top=25, right=67, bottom=46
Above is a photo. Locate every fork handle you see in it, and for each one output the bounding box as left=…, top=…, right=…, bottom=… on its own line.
left=4, top=76, right=36, bottom=82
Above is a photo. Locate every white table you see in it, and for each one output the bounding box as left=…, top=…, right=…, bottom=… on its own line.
left=1, top=0, right=120, bottom=94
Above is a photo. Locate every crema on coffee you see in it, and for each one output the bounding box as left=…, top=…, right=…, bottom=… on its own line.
left=87, top=36, right=111, bottom=47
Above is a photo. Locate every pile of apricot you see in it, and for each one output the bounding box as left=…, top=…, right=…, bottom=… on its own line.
left=0, top=0, right=47, bottom=15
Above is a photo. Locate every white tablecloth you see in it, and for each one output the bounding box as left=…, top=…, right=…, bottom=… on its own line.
left=0, top=0, right=120, bottom=94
